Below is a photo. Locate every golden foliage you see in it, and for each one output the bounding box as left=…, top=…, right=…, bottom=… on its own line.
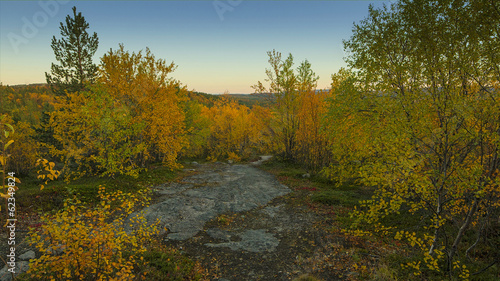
left=201, top=97, right=270, bottom=161
left=27, top=186, right=158, bottom=280
left=49, top=45, right=188, bottom=179
left=0, top=114, right=39, bottom=176
left=338, top=0, right=500, bottom=277
left=295, top=89, right=331, bottom=172
left=99, top=45, right=187, bottom=169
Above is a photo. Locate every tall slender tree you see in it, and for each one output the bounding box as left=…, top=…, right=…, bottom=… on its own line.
left=45, top=6, right=98, bottom=96
left=253, top=50, right=318, bottom=161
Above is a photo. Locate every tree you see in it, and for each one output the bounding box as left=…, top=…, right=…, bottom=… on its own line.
left=98, top=45, right=187, bottom=168
left=253, top=50, right=318, bottom=161
left=49, top=87, right=146, bottom=179
left=0, top=115, right=17, bottom=223
left=49, top=45, right=188, bottom=179
left=201, top=97, right=268, bottom=161
left=45, top=6, right=99, bottom=96
left=340, top=0, right=500, bottom=278
left=322, top=68, right=378, bottom=186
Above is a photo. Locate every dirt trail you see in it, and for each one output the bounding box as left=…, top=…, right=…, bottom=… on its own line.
left=139, top=157, right=348, bottom=281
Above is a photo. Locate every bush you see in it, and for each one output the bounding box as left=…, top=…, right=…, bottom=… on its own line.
left=1, top=114, right=38, bottom=176
left=25, top=186, right=158, bottom=280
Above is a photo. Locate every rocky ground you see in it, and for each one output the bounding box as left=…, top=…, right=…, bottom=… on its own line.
left=141, top=158, right=360, bottom=280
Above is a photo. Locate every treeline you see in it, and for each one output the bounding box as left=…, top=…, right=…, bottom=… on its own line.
left=1, top=71, right=270, bottom=180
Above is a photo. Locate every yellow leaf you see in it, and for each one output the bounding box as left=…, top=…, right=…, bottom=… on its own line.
left=4, top=139, right=14, bottom=150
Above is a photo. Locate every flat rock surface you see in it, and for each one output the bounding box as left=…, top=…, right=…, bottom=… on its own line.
left=137, top=161, right=290, bottom=241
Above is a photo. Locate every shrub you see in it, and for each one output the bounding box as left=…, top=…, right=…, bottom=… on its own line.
left=1, top=114, right=38, bottom=176
left=25, top=186, right=158, bottom=280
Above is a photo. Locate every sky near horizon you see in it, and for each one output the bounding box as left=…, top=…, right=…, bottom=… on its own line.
left=0, top=0, right=389, bottom=94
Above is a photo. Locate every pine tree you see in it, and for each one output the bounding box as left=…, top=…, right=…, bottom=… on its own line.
left=45, top=6, right=98, bottom=96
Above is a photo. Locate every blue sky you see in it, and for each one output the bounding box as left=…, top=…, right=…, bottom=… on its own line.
left=0, top=0, right=389, bottom=94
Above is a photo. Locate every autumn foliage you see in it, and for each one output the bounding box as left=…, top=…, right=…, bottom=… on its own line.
left=26, top=186, right=158, bottom=280
left=332, top=0, right=500, bottom=278
left=250, top=1, right=500, bottom=276
left=2, top=1, right=499, bottom=279
left=294, top=89, right=331, bottom=173
left=49, top=45, right=187, bottom=180
left=201, top=97, right=271, bottom=161
left=253, top=50, right=331, bottom=171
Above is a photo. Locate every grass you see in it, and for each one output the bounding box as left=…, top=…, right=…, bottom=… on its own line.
left=14, top=164, right=179, bottom=215
left=137, top=241, right=208, bottom=280
left=260, top=157, right=372, bottom=210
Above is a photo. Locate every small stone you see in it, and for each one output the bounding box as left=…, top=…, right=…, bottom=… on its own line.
left=302, top=173, right=311, bottom=178
left=347, top=271, right=360, bottom=277
left=191, top=161, right=200, bottom=166
left=227, top=160, right=234, bottom=164
left=19, top=250, right=35, bottom=261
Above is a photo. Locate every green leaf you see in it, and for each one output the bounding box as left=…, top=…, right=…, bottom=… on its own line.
left=5, top=124, right=14, bottom=133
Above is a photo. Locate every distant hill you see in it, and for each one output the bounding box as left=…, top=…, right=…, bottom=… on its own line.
left=7, top=83, right=49, bottom=89
left=226, top=89, right=330, bottom=108
left=186, top=91, right=222, bottom=107
left=187, top=91, right=274, bottom=108
left=225, top=93, right=275, bottom=108
left=2, top=84, right=328, bottom=109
